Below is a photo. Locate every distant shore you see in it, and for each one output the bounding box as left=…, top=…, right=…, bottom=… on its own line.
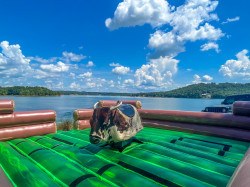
left=1, top=83, right=250, bottom=99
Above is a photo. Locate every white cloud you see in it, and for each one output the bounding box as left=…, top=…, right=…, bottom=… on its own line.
left=109, top=62, right=121, bottom=67
left=124, top=79, right=134, bottom=85
left=0, top=41, right=30, bottom=65
left=146, top=0, right=224, bottom=87
left=105, top=0, right=171, bottom=30
left=192, top=74, right=201, bottom=84
left=0, top=41, right=31, bottom=77
left=40, top=61, right=69, bottom=72
left=192, top=74, right=213, bottom=84
left=0, top=41, right=112, bottom=91
left=62, top=51, right=85, bottom=62
left=99, top=78, right=106, bottom=82
left=86, top=61, right=94, bottom=67
left=178, top=23, right=223, bottom=42
left=45, top=80, right=53, bottom=84
left=135, top=56, right=178, bottom=87
left=54, top=82, right=64, bottom=89
left=86, top=82, right=97, bottom=88
left=70, top=82, right=81, bottom=90
left=79, top=71, right=92, bottom=78
left=203, top=74, right=213, bottom=81
left=107, top=0, right=224, bottom=90
left=46, top=81, right=64, bottom=90
left=149, top=30, right=185, bottom=57
left=170, top=0, right=222, bottom=41
left=33, top=69, right=58, bottom=79
left=200, top=42, right=219, bottom=53
left=0, top=68, right=19, bottom=77
left=28, top=56, right=57, bottom=64
left=222, top=16, right=240, bottom=24
left=71, top=64, right=79, bottom=70
left=83, top=78, right=106, bottom=89
left=109, top=80, right=115, bottom=87
left=219, top=49, right=250, bottom=78
left=32, top=70, right=48, bottom=79
left=112, top=65, right=131, bottom=75
left=69, top=73, right=75, bottom=78
left=30, top=51, right=85, bottom=64
left=148, top=0, right=223, bottom=58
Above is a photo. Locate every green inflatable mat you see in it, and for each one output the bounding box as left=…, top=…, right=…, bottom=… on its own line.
left=0, top=127, right=249, bottom=187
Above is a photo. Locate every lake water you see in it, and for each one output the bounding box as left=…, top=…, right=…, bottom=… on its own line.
left=0, top=95, right=223, bottom=121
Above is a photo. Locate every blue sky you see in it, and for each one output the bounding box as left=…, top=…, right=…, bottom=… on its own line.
left=0, top=0, right=249, bottom=92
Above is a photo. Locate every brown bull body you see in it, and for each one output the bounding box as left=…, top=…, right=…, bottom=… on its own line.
left=89, top=102, right=143, bottom=147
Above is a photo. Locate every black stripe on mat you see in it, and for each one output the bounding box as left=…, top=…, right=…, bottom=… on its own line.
left=223, top=145, right=231, bottom=151
left=218, top=150, right=226, bottom=156
left=170, top=139, right=177, bottom=144
left=15, top=140, right=26, bottom=146
left=79, top=145, right=87, bottom=149
left=117, top=161, right=180, bottom=187
left=28, top=148, right=47, bottom=156
left=50, top=144, right=61, bottom=149
left=97, top=164, right=116, bottom=175
left=82, top=144, right=102, bottom=154
left=35, top=137, right=46, bottom=142
left=52, top=137, right=74, bottom=145
left=69, top=174, right=95, bottom=187
left=184, top=137, right=232, bottom=151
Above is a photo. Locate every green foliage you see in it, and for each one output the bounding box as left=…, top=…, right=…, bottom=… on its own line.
left=135, top=83, right=250, bottom=98
left=1, top=83, right=250, bottom=98
left=60, top=83, right=250, bottom=99
left=57, top=120, right=74, bottom=131
left=0, top=86, right=60, bottom=96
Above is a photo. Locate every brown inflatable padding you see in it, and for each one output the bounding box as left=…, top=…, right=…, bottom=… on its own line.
left=139, top=109, right=250, bottom=130
left=0, top=110, right=56, bottom=128
left=75, top=120, right=90, bottom=130
left=233, top=101, right=250, bottom=117
left=74, top=101, right=142, bottom=121
left=98, top=100, right=142, bottom=109
left=228, top=148, right=250, bottom=187
left=73, top=109, right=93, bottom=120
left=0, top=122, right=56, bottom=141
left=0, top=166, right=13, bottom=187
left=143, top=119, right=250, bottom=142
left=0, top=100, right=14, bottom=114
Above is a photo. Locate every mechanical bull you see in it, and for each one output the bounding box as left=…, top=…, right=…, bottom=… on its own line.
left=89, top=101, right=143, bottom=149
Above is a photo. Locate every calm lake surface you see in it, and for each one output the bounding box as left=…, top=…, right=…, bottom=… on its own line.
left=0, top=95, right=223, bottom=121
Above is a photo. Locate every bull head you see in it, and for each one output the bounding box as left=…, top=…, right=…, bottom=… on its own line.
left=89, top=101, right=122, bottom=144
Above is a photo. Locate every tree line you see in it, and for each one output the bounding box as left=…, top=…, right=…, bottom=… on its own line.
left=60, top=83, right=250, bottom=98
left=133, top=83, right=250, bottom=98
left=0, top=86, right=60, bottom=96
left=1, top=83, right=250, bottom=98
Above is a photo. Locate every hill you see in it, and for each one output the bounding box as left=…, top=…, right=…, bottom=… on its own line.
left=137, top=83, right=250, bottom=98
left=0, top=86, right=60, bottom=96
left=1, top=83, right=250, bottom=98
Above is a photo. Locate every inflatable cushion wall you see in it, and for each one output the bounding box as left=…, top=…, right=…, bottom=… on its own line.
left=0, top=100, right=14, bottom=114
left=139, top=109, right=250, bottom=130
left=233, top=101, right=250, bottom=117
left=0, top=100, right=56, bottom=141
left=97, top=100, right=142, bottom=109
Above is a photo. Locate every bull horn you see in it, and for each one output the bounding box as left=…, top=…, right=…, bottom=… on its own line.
left=110, top=101, right=122, bottom=110
left=93, top=102, right=100, bottom=109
